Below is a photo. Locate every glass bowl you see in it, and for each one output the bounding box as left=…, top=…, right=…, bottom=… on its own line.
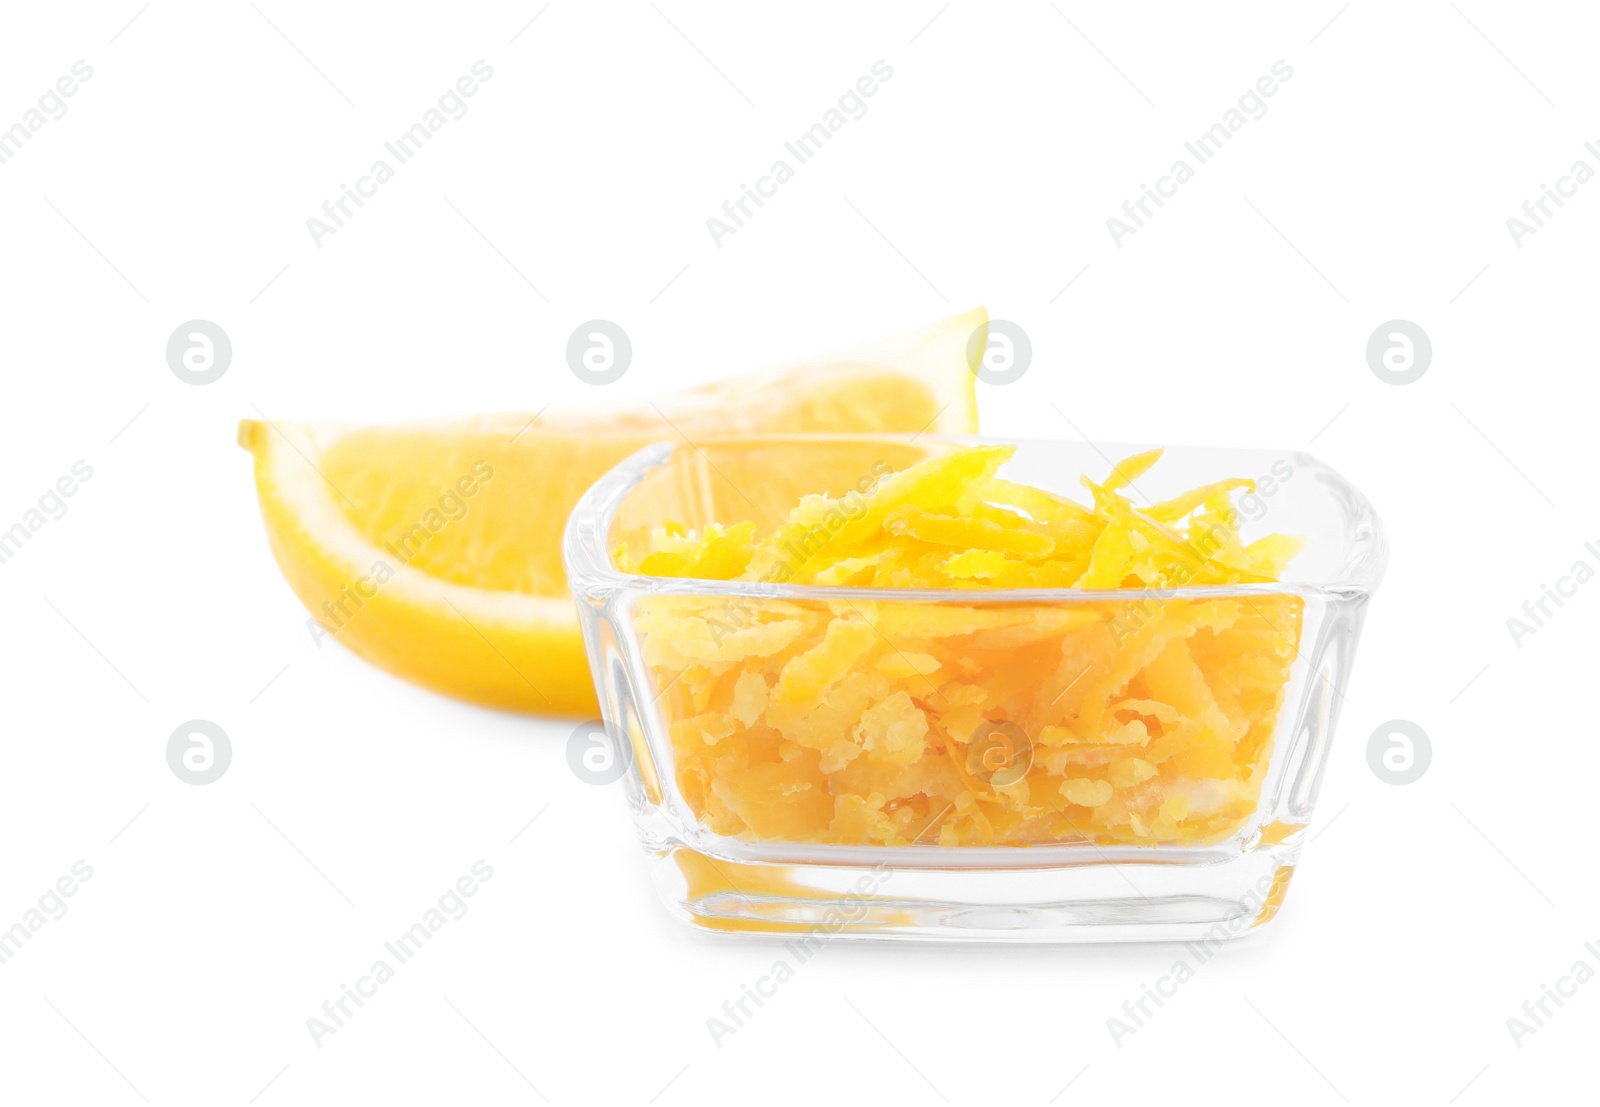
left=563, top=435, right=1385, bottom=942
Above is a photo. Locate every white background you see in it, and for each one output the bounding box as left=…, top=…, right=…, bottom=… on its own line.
left=0, top=1, right=1593, bottom=1103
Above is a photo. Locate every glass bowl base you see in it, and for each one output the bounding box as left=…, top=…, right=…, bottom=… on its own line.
left=651, top=841, right=1299, bottom=944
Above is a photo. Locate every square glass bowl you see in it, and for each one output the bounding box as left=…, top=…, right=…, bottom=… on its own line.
left=564, top=436, right=1384, bottom=942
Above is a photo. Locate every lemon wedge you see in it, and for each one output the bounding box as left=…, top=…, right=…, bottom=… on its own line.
left=240, top=308, right=985, bottom=716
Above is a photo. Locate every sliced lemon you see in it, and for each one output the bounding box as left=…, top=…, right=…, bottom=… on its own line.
left=240, top=307, right=986, bottom=717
